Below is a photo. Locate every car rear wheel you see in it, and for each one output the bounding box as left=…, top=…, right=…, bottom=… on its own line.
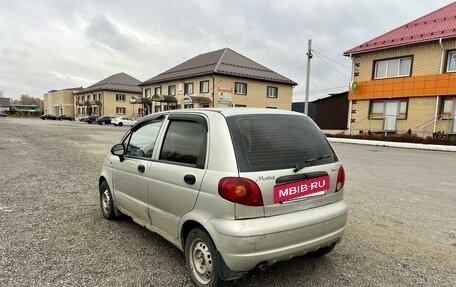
left=100, top=181, right=118, bottom=220
left=185, top=228, right=222, bottom=287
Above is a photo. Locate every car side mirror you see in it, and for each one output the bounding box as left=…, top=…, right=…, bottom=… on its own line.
left=111, top=143, right=125, bottom=162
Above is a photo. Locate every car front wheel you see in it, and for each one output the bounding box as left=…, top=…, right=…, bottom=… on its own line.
left=185, top=228, right=222, bottom=287
left=118, top=122, right=123, bottom=126
left=100, top=181, right=118, bottom=220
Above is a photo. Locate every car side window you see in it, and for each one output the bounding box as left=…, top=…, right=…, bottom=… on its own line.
left=159, top=119, right=207, bottom=168
left=125, top=118, right=164, bottom=158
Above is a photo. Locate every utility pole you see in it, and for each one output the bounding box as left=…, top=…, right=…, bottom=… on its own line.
left=304, top=39, right=313, bottom=115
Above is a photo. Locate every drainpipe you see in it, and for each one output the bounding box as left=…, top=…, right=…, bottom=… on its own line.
left=347, top=53, right=354, bottom=135
left=439, top=38, right=445, bottom=73
left=434, top=38, right=445, bottom=134
left=181, top=79, right=187, bottom=109
left=433, top=96, right=439, bottom=134
left=210, top=75, right=216, bottom=107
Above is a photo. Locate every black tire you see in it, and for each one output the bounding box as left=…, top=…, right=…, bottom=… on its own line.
left=185, top=228, right=223, bottom=287
left=118, top=122, right=123, bottom=127
left=99, top=181, right=117, bottom=220
left=307, top=242, right=336, bottom=258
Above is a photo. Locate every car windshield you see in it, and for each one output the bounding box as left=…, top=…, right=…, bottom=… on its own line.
left=227, top=114, right=336, bottom=172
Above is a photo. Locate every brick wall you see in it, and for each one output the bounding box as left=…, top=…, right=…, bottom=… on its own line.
left=348, top=38, right=456, bottom=136
left=350, top=97, right=455, bottom=135
left=141, top=75, right=294, bottom=110
left=352, top=39, right=456, bottom=81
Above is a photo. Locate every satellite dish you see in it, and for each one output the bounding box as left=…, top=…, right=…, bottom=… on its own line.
left=349, top=81, right=358, bottom=93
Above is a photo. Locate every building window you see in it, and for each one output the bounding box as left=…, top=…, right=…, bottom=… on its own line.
left=87, top=95, right=91, bottom=100
left=116, top=94, right=126, bottom=101
left=155, top=87, right=161, bottom=95
left=145, top=88, right=151, bottom=98
left=116, top=107, right=126, bottom=114
left=99, top=93, right=102, bottom=101
left=369, top=99, right=408, bottom=119
left=446, top=51, right=456, bottom=72
left=374, top=57, right=412, bottom=79
left=266, top=106, right=277, bottom=109
left=168, top=85, right=176, bottom=96
left=235, top=104, right=246, bottom=107
left=184, top=83, right=194, bottom=95
left=440, top=97, right=455, bottom=117
left=267, top=86, right=278, bottom=98
left=235, top=82, right=247, bottom=95
left=82, top=96, right=85, bottom=101
left=200, top=81, right=210, bottom=93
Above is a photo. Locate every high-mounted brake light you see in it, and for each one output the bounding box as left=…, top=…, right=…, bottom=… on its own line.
left=218, top=177, right=264, bottom=206
left=335, top=165, right=345, bottom=192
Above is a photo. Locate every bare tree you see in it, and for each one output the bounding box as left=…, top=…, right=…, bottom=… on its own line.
left=13, top=94, right=44, bottom=111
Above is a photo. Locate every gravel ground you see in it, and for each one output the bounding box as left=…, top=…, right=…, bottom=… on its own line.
left=0, top=117, right=455, bottom=287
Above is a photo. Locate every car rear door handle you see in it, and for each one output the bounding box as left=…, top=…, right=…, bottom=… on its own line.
left=184, top=174, right=196, bottom=185
left=138, top=164, right=145, bottom=173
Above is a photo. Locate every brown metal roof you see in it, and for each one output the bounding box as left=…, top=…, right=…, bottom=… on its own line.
left=0, top=97, right=11, bottom=107
left=75, top=72, right=142, bottom=95
left=344, top=2, right=456, bottom=55
left=47, top=87, right=84, bottom=93
left=141, top=48, right=297, bottom=86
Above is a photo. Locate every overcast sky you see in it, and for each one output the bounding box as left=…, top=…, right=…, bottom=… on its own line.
left=1, top=0, right=454, bottom=102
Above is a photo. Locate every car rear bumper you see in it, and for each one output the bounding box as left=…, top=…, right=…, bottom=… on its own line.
left=206, top=199, right=348, bottom=272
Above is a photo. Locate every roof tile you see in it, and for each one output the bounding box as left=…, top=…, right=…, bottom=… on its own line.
left=344, top=2, right=456, bottom=55
left=75, top=72, right=142, bottom=94
left=142, top=48, right=297, bottom=85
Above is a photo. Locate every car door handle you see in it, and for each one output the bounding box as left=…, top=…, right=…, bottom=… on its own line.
left=184, top=174, right=196, bottom=185
left=138, top=164, right=145, bottom=173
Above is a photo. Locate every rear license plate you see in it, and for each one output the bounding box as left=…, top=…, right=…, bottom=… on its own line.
left=274, top=175, right=329, bottom=203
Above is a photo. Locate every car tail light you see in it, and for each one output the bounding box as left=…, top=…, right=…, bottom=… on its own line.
left=335, top=165, right=345, bottom=192
left=218, top=177, right=264, bottom=206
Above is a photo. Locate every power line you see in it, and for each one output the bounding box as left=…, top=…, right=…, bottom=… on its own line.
left=293, top=85, right=347, bottom=95
left=312, top=50, right=351, bottom=69
left=312, top=52, right=350, bottom=80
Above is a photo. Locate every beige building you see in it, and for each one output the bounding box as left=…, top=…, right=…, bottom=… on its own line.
left=74, top=72, right=142, bottom=118
left=138, top=48, right=297, bottom=113
left=43, top=87, right=82, bottom=117
left=344, top=2, right=456, bottom=137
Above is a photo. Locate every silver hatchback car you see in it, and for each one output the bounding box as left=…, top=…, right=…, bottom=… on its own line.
left=99, top=108, right=347, bottom=287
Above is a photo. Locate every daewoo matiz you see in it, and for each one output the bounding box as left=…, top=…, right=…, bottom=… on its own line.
left=99, top=108, right=348, bottom=287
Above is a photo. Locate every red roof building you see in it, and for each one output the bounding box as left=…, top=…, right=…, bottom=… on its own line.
left=344, top=2, right=456, bottom=55
left=344, top=2, right=456, bottom=137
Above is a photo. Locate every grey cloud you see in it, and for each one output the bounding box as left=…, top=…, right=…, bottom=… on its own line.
left=0, top=0, right=454, bottom=99
left=85, top=16, right=136, bottom=53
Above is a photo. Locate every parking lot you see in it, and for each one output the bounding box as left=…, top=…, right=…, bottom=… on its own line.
left=1, top=117, right=455, bottom=287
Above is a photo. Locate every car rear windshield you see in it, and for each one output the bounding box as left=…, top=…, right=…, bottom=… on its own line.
left=227, top=114, right=337, bottom=172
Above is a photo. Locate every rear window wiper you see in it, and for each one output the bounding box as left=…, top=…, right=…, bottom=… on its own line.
left=293, top=154, right=332, bottom=173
